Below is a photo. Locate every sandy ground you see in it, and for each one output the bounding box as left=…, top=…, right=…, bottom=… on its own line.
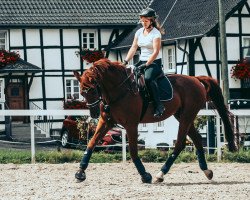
left=0, top=162, right=249, bottom=200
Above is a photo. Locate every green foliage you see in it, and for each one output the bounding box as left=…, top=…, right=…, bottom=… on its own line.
left=139, top=149, right=168, bottom=162
left=0, top=148, right=249, bottom=164
left=222, top=148, right=250, bottom=163
left=194, top=116, right=208, bottom=133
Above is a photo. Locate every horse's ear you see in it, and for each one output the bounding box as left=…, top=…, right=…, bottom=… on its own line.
left=73, top=71, right=81, bottom=82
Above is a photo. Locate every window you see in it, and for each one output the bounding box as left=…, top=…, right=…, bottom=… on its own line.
left=243, top=38, right=250, bottom=58
left=154, top=121, right=164, bottom=132
left=163, top=46, right=176, bottom=73
left=82, top=32, right=96, bottom=49
left=65, top=79, right=82, bottom=100
left=0, top=31, right=7, bottom=49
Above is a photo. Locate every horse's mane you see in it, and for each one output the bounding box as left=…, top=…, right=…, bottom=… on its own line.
left=81, top=58, right=126, bottom=86
left=94, top=58, right=125, bottom=73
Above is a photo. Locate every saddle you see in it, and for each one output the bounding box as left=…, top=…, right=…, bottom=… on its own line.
left=126, top=66, right=173, bottom=120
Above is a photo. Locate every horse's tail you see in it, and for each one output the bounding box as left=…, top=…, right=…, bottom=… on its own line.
left=196, top=76, right=237, bottom=152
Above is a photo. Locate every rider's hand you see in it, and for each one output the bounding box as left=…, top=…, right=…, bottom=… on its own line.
left=138, top=63, right=147, bottom=71
left=122, top=60, right=128, bottom=66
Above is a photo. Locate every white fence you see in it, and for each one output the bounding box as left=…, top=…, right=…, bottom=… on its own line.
left=0, top=109, right=250, bottom=163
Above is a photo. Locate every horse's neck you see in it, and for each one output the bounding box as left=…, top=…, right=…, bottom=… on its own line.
left=100, top=75, right=129, bottom=104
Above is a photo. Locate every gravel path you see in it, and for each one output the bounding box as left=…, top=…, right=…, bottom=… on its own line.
left=0, top=162, right=249, bottom=200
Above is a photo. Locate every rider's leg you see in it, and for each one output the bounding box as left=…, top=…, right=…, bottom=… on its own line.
left=144, top=63, right=165, bottom=117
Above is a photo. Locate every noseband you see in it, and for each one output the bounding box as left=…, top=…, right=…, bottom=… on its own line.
left=81, top=86, right=101, bottom=118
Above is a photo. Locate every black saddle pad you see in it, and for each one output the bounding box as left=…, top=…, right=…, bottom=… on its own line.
left=158, top=75, right=173, bottom=101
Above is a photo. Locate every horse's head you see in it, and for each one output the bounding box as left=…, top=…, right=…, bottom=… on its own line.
left=74, top=59, right=127, bottom=118
left=73, top=69, right=101, bottom=119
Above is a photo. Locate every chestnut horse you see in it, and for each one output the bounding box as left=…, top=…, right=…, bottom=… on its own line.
left=73, top=58, right=237, bottom=183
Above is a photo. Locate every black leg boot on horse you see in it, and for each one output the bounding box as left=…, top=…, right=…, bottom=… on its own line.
left=149, top=80, right=165, bottom=117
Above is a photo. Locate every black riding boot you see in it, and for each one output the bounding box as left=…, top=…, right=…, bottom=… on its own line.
left=149, top=80, right=165, bottom=117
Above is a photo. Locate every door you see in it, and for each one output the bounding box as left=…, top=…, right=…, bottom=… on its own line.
left=7, top=82, right=25, bottom=121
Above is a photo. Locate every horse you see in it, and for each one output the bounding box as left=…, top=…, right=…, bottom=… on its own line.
left=73, top=58, right=237, bottom=183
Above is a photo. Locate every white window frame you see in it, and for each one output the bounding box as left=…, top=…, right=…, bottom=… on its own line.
left=243, top=37, right=250, bottom=58
left=138, top=123, right=148, bottom=132
left=154, top=121, right=165, bottom=132
left=0, top=30, right=8, bottom=50
left=65, top=79, right=83, bottom=100
left=82, top=30, right=97, bottom=50
left=163, top=46, right=176, bottom=74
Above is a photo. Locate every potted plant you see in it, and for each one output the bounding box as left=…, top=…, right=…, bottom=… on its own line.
left=63, top=98, right=88, bottom=109
left=76, top=48, right=105, bottom=63
left=231, top=58, right=250, bottom=88
left=0, top=49, right=20, bottom=67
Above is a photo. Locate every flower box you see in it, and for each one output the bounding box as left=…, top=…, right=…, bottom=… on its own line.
left=63, top=99, right=88, bottom=109
left=230, top=58, right=250, bottom=80
left=0, top=49, right=20, bottom=67
left=76, top=49, right=105, bottom=63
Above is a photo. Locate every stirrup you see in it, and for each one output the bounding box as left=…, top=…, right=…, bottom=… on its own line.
left=154, top=104, right=165, bottom=117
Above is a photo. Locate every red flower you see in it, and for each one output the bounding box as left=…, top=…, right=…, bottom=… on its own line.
left=0, top=49, right=20, bottom=67
left=63, top=99, right=88, bottom=109
left=76, top=49, right=105, bottom=63
left=231, top=59, right=250, bottom=80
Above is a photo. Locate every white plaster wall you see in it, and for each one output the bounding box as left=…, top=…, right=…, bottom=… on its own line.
left=45, top=77, right=63, bottom=98
left=198, top=37, right=217, bottom=60
left=242, top=1, right=250, bottom=14
left=242, top=18, right=250, bottom=34
left=44, top=49, right=61, bottom=70
left=27, top=49, right=42, bottom=68
left=43, top=29, right=60, bottom=46
left=26, top=29, right=40, bottom=46
left=138, top=116, right=179, bottom=148
left=195, top=64, right=217, bottom=78
left=227, top=37, right=240, bottom=60
left=64, top=49, right=80, bottom=70
left=9, top=29, right=23, bottom=46
left=63, top=29, right=79, bottom=46
left=226, top=17, right=239, bottom=34
left=29, top=77, right=43, bottom=99
left=100, top=29, right=113, bottom=45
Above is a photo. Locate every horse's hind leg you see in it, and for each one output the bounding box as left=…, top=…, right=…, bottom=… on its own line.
left=187, top=124, right=213, bottom=180
left=155, top=117, right=191, bottom=183
left=75, top=117, right=113, bottom=181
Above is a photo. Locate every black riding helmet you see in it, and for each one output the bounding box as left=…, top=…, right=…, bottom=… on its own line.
left=139, top=8, right=157, bottom=18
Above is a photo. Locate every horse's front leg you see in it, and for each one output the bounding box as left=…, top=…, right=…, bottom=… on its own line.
left=126, top=125, right=152, bottom=184
left=75, top=117, right=112, bottom=181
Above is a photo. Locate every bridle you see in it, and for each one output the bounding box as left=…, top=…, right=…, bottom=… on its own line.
left=80, top=66, right=135, bottom=118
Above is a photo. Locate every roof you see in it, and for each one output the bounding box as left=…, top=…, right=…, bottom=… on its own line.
left=0, top=0, right=152, bottom=27
left=0, top=58, right=42, bottom=73
left=112, top=0, right=247, bottom=49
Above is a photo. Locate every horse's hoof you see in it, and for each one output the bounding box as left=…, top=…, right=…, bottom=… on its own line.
left=75, top=169, right=86, bottom=182
left=141, top=172, right=152, bottom=184
left=204, top=169, right=213, bottom=180
left=154, top=171, right=164, bottom=183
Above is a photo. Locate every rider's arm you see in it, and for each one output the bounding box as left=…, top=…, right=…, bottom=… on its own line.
left=145, top=37, right=161, bottom=67
left=124, top=36, right=138, bottom=63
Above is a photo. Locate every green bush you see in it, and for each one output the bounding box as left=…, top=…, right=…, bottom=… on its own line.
left=222, top=148, right=250, bottom=163
left=0, top=148, right=249, bottom=164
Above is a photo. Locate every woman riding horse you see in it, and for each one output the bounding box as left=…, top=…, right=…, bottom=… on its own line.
left=73, top=58, right=237, bottom=184
left=123, top=8, right=165, bottom=117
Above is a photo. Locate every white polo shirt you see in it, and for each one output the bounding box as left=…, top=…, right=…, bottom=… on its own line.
left=135, top=27, right=162, bottom=61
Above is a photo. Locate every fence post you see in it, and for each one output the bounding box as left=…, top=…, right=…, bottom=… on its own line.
left=122, top=128, right=126, bottom=162
left=30, top=116, right=36, bottom=164
left=216, top=113, right=221, bottom=162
